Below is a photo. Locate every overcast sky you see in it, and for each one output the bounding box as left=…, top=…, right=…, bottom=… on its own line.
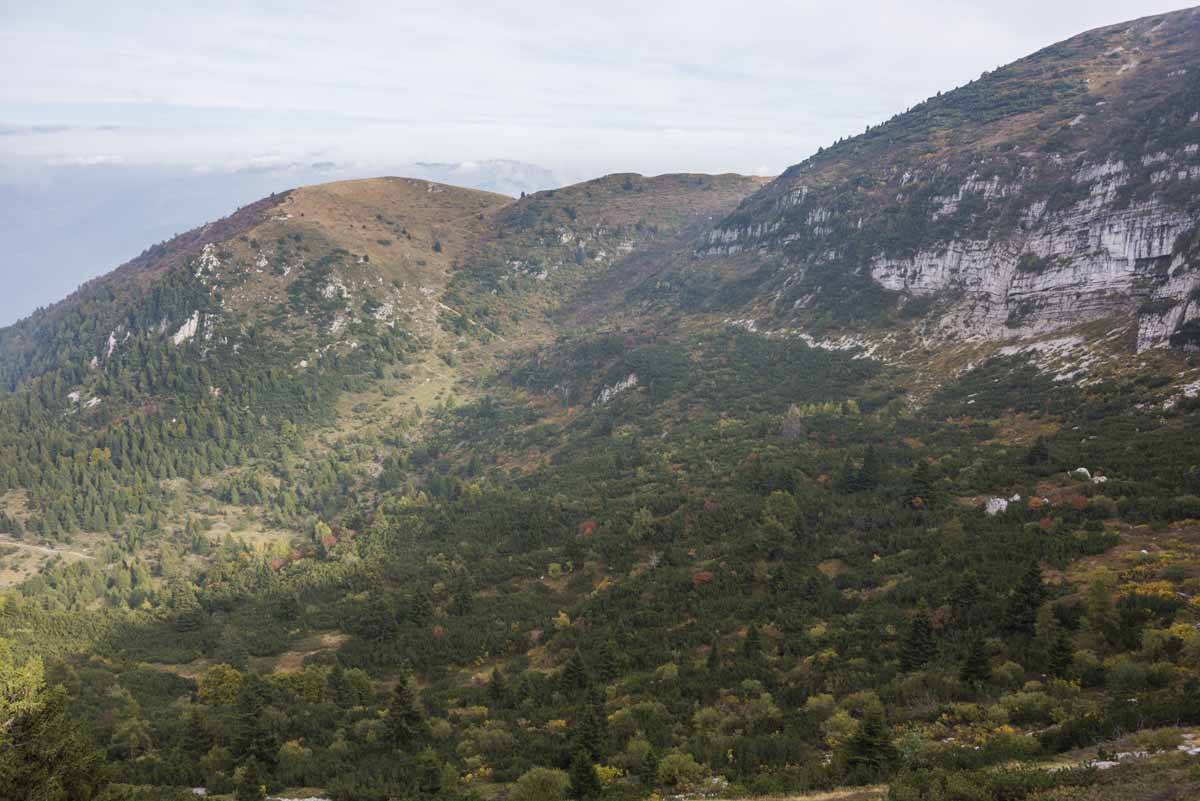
left=2, top=0, right=1195, bottom=178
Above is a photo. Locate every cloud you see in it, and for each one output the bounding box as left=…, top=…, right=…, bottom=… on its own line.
left=44, top=154, right=125, bottom=166
left=0, top=1, right=1194, bottom=175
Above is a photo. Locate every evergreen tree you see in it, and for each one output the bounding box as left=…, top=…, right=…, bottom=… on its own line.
left=487, top=667, right=508, bottom=708
left=417, top=748, right=443, bottom=796
left=575, top=689, right=607, bottom=760
left=385, top=673, right=429, bottom=751
left=1004, top=562, right=1046, bottom=637
left=840, top=703, right=896, bottom=783
left=899, top=602, right=936, bottom=671
left=1025, top=435, right=1050, bottom=466
left=234, top=714, right=278, bottom=768
left=0, top=682, right=105, bottom=801
left=234, top=677, right=277, bottom=768
left=235, top=760, right=266, bottom=801
left=951, top=570, right=986, bottom=636
left=742, top=624, right=763, bottom=661
left=1049, top=630, right=1074, bottom=678
left=836, top=456, right=858, bottom=493
left=568, top=749, right=601, bottom=800
left=905, top=460, right=936, bottom=509
left=960, top=638, right=991, bottom=686
left=706, top=636, right=722, bottom=673
left=328, top=664, right=354, bottom=708
left=562, top=649, right=590, bottom=692
left=859, top=445, right=881, bottom=491
left=182, top=709, right=211, bottom=758
left=597, top=639, right=620, bottom=683
left=838, top=447, right=881, bottom=492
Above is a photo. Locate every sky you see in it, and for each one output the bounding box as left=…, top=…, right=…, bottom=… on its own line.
left=4, top=0, right=1195, bottom=177
left=0, top=0, right=1196, bottom=324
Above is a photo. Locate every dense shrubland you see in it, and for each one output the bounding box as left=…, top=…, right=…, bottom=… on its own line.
left=5, top=323, right=1200, bottom=800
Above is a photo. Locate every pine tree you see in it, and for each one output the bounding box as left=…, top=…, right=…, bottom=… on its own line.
left=1049, top=630, right=1074, bottom=678
left=706, top=635, right=722, bottom=673
left=385, top=672, right=429, bottom=750
left=1005, top=562, right=1046, bottom=637
left=410, top=591, right=434, bottom=623
left=900, top=603, right=936, bottom=671
left=234, top=713, right=278, bottom=768
left=1025, top=435, right=1050, bottom=465
left=905, top=460, right=936, bottom=509
left=597, top=639, right=620, bottom=683
left=575, top=689, right=607, bottom=760
left=328, top=664, right=354, bottom=708
left=417, top=748, right=443, bottom=796
left=960, top=638, right=991, bottom=686
left=562, top=649, right=590, bottom=692
left=182, top=709, right=211, bottom=757
left=568, top=749, right=601, bottom=799
left=951, top=570, right=985, bottom=635
left=235, top=760, right=266, bottom=801
left=742, top=624, right=763, bottom=661
left=838, top=447, right=882, bottom=492
left=836, top=456, right=858, bottom=493
left=840, top=703, right=896, bottom=782
left=859, top=445, right=881, bottom=491
left=0, top=671, right=105, bottom=801
left=487, top=667, right=507, bottom=708
left=234, top=676, right=277, bottom=767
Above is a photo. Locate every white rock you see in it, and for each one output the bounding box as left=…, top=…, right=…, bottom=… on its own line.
left=595, top=373, right=639, bottom=405
left=985, top=497, right=1009, bottom=516
left=172, top=312, right=201, bottom=346
left=701, top=152, right=1200, bottom=352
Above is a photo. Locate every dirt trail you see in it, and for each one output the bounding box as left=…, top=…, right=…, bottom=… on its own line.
left=771, top=787, right=886, bottom=801
left=0, top=535, right=93, bottom=560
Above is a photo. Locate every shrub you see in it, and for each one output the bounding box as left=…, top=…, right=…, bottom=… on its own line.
left=511, top=767, right=570, bottom=801
left=656, top=752, right=706, bottom=789
left=997, top=691, right=1059, bottom=727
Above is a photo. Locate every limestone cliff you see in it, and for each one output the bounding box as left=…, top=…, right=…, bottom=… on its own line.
left=693, top=7, right=1200, bottom=352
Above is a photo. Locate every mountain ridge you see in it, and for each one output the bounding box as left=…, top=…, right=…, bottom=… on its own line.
left=646, top=6, right=1200, bottom=353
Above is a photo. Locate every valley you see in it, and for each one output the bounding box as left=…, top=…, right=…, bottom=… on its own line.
left=2, top=7, right=1200, bottom=801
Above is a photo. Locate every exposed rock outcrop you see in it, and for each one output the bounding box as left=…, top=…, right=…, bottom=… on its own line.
left=693, top=7, right=1200, bottom=352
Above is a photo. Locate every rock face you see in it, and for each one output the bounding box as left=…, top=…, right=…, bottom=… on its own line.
left=694, top=7, right=1200, bottom=351
left=866, top=172, right=1200, bottom=350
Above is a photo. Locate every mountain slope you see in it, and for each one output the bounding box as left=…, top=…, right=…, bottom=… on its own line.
left=8, top=9, right=1200, bottom=801
left=0, top=172, right=764, bottom=548
left=616, top=8, right=1200, bottom=352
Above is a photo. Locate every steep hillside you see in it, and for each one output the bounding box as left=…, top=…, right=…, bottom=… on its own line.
left=0, top=172, right=762, bottom=553
left=444, top=173, right=769, bottom=333
left=628, top=8, right=1200, bottom=352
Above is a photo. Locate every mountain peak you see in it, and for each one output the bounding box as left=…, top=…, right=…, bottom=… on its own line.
left=671, top=4, right=1200, bottom=352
